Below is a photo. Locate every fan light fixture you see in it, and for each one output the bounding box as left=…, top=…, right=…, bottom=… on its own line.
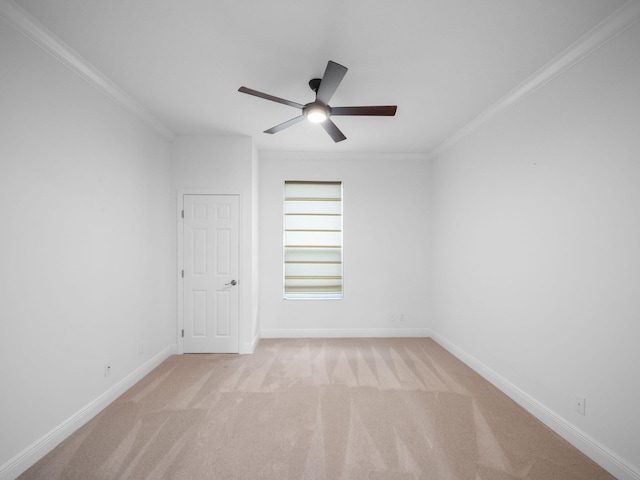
left=304, top=104, right=329, bottom=123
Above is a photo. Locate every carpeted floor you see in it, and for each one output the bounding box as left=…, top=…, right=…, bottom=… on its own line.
left=19, top=338, right=613, bottom=479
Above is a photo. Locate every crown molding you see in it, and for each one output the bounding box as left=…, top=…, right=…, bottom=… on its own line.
left=0, top=0, right=176, bottom=141
left=430, top=0, right=640, bottom=158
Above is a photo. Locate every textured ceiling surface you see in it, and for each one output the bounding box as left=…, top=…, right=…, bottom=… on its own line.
left=13, top=0, right=628, bottom=152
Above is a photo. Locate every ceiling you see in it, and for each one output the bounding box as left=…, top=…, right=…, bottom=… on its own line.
left=12, top=0, right=628, bottom=153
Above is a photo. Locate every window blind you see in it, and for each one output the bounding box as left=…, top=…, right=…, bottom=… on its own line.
left=284, top=181, right=343, bottom=299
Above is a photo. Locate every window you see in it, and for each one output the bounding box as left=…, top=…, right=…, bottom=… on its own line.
left=284, top=181, right=343, bottom=299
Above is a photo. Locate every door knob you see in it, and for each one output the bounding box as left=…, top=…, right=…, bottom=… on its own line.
left=225, top=280, right=238, bottom=286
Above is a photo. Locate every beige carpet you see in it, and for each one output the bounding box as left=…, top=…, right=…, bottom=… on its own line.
left=19, top=338, right=613, bottom=480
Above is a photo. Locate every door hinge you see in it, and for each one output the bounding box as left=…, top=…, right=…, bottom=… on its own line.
left=181, top=210, right=184, bottom=219
left=181, top=329, right=184, bottom=338
left=181, top=270, right=184, bottom=278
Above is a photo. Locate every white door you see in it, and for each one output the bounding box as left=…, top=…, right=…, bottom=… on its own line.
left=183, top=194, right=239, bottom=353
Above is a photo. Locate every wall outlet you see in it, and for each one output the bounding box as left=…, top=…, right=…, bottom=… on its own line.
left=574, top=395, right=586, bottom=415
left=104, top=362, right=112, bottom=377
left=139, top=342, right=145, bottom=354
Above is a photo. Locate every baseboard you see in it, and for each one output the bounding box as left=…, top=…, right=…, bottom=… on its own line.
left=0, top=343, right=177, bottom=480
left=429, top=331, right=640, bottom=480
left=260, top=328, right=432, bottom=339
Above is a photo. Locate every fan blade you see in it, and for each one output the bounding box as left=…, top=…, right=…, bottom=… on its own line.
left=321, top=119, right=347, bottom=143
left=331, top=105, right=397, bottom=116
left=316, top=61, right=348, bottom=105
left=238, top=87, right=304, bottom=110
left=264, top=115, right=305, bottom=134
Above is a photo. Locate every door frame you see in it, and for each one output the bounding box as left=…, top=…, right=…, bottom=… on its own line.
left=176, top=189, right=242, bottom=354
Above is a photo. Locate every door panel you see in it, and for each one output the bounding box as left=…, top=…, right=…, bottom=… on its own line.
left=192, top=290, right=207, bottom=336
left=183, top=194, right=239, bottom=353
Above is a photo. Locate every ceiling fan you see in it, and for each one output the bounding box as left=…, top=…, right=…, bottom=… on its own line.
left=238, top=60, right=397, bottom=143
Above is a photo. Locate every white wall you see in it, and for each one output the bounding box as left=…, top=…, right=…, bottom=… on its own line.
left=430, top=20, right=640, bottom=479
left=0, top=16, right=175, bottom=478
left=171, top=136, right=260, bottom=353
left=259, top=152, right=430, bottom=337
